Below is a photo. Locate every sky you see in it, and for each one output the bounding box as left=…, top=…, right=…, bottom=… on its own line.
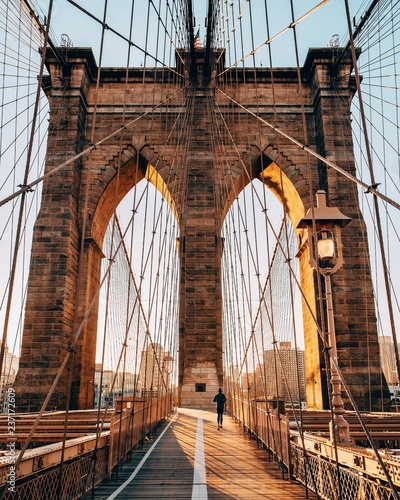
left=32, top=0, right=367, bottom=68
left=2, top=0, right=398, bottom=365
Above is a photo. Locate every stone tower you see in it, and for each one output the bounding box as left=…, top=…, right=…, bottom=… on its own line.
left=14, top=46, right=389, bottom=412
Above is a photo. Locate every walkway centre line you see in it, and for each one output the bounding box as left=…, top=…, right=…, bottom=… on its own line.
left=192, top=411, right=208, bottom=500
left=106, top=411, right=178, bottom=500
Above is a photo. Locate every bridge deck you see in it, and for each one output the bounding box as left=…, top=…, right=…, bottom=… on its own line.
left=84, top=408, right=316, bottom=499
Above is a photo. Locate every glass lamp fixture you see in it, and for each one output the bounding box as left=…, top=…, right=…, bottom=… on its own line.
left=163, top=355, right=174, bottom=375
left=297, top=191, right=350, bottom=275
left=317, top=230, right=335, bottom=260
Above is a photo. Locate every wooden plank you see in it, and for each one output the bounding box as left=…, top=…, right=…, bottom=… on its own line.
left=83, top=409, right=317, bottom=499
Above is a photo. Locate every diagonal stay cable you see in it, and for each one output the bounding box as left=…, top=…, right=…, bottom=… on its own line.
left=216, top=87, right=400, bottom=211
left=0, top=214, right=138, bottom=500
left=0, top=84, right=188, bottom=208
left=65, top=0, right=187, bottom=77
left=217, top=0, right=330, bottom=77
left=0, top=0, right=55, bottom=403
left=148, top=0, right=187, bottom=70
left=250, top=177, right=400, bottom=498
left=18, top=0, right=66, bottom=68
left=215, top=0, right=248, bottom=65
left=215, top=80, right=400, bottom=491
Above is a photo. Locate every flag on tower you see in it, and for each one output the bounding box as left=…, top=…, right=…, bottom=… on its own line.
left=194, top=28, right=201, bottom=48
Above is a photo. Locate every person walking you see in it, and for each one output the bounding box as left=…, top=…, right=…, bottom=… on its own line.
left=213, top=388, right=226, bottom=430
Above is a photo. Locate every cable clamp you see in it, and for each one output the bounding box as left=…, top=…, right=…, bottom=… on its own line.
left=18, top=184, right=34, bottom=192
left=364, top=182, right=380, bottom=194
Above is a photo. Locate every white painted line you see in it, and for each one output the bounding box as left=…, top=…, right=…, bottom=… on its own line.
left=191, top=411, right=208, bottom=500
left=106, top=412, right=178, bottom=500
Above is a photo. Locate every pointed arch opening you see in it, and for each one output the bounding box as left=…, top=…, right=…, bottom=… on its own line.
left=221, top=152, right=323, bottom=411
left=77, top=156, right=179, bottom=409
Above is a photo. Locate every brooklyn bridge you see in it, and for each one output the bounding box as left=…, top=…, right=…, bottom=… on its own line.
left=0, top=0, right=400, bottom=498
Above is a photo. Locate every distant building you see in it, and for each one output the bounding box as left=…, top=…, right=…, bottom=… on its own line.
left=263, top=342, right=306, bottom=405
left=137, top=343, right=170, bottom=398
left=94, top=363, right=137, bottom=408
left=93, top=343, right=172, bottom=408
left=0, top=345, right=19, bottom=412
left=379, top=335, right=399, bottom=388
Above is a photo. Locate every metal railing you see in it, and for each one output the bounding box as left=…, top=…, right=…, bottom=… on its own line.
left=230, top=395, right=400, bottom=499
left=0, top=394, right=172, bottom=499
left=0, top=444, right=108, bottom=500
left=292, top=444, right=398, bottom=500
left=231, top=396, right=291, bottom=469
left=108, top=394, right=172, bottom=474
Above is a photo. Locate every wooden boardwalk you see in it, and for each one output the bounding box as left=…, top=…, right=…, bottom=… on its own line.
left=84, top=408, right=317, bottom=499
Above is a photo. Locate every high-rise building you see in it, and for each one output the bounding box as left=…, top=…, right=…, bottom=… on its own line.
left=263, top=342, right=306, bottom=405
left=137, top=343, right=170, bottom=398
left=379, top=336, right=399, bottom=388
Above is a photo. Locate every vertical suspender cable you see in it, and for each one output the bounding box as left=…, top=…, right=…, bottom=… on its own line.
left=0, top=0, right=54, bottom=390
left=343, top=0, right=400, bottom=388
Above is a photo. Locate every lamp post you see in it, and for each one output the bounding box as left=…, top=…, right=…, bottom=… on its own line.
left=307, top=378, right=317, bottom=409
left=163, top=355, right=174, bottom=394
left=86, top=380, right=93, bottom=408
left=297, top=190, right=351, bottom=444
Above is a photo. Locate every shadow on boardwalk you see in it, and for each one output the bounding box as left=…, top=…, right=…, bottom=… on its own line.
left=83, top=408, right=317, bottom=499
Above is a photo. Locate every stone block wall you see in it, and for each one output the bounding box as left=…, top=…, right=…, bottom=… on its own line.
left=14, top=47, right=389, bottom=412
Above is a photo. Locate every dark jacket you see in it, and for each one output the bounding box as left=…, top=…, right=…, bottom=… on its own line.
left=213, top=392, right=226, bottom=409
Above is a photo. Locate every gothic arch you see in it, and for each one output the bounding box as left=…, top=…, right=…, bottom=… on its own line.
left=89, top=146, right=177, bottom=249
left=15, top=46, right=389, bottom=412
left=222, top=148, right=323, bottom=408
left=79, top=151, right=178, bottom=409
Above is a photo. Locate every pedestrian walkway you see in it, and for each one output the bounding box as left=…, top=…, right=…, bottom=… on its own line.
left=84, top=408, right=317, bottom=499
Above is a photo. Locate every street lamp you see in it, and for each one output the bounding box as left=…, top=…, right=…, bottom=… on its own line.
left=163, top=355, right=174, bottom=375
left=162, top=355, right=175, bottom=412
left=297, top=190, right=351, bottom=444
left=86, top=380, right=93, bottom=408
left=163, top=355, right=174, bottom=391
